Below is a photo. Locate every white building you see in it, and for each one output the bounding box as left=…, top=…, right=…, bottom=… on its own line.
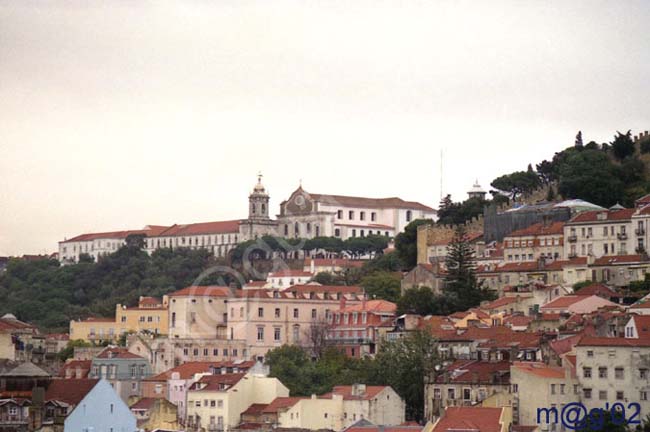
left=276, top=186, right=436, bottom=240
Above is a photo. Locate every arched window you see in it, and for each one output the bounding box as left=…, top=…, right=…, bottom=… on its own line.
left=294, top=222, right=300, bottom=236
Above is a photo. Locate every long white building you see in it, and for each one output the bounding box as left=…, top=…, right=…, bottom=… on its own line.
left=58, top=175, right=436, bottom=263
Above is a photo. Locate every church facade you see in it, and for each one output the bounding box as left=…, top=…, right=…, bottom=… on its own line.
left=58, top=176, right=435, bottom=263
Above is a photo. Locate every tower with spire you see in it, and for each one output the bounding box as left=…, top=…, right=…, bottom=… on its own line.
left=468, top=180, right=487, bottom=200
left=239, top=172, right=279, bottom=241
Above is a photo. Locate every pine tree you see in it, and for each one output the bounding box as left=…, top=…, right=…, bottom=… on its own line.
left=443, top=225, right=493, bottom=311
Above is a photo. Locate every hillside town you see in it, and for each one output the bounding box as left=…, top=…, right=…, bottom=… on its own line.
left=3, top=165, right=650, bottom=432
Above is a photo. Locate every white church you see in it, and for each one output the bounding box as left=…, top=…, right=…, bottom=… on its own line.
left=58, top=174, right=437, bottom=264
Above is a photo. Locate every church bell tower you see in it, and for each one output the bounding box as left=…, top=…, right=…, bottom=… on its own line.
left=249, top=172, right=270, bottom=220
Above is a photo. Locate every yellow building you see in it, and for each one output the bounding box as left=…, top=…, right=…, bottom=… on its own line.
left=70, top=296, right=169, bottom=342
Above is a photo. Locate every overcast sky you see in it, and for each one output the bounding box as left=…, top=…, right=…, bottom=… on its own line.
left=1, top=0, right=649, bottom=256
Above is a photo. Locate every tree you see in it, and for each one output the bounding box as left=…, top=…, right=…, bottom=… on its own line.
left=558, top=149, right=625, bottom=207
left=373, top=330, right=439, bottom=421
left=490, top=170, right=540, bottom=201
left=360, top=272, right=401, bottom=302
left=313, top=272, right=337, bottom=285
left=395, top=219, right=434, bottom=270
left=58, top=339, right=92, bottom=361
left=536, top=160, right=556, bottom=185
left=443, top=225, right=494, bottom=311
left=610, top=130, right=635, bottom=160
left=362, top=252, right=403, bottom=273
left=397, top=287, right=438, bottom=315
left=575, top=130, right=584, bottom=147
left=306, top=319, right=332, bottom=360
left=125, top=233, right=146, bottom=249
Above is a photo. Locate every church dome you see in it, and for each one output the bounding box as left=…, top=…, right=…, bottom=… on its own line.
left=252, top=173, right=267, bottom=195
left=468, top=180, right=486, bottom=194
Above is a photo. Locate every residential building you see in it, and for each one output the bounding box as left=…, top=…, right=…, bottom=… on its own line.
left=575, top=336, right=650, bottom=419
left=228, top=288, right=363, bottom=360
left=69, top=317, right=117, bottom=343
left=425, top=360, right=511, bottom=420
left=400, top=263, right=445, bottom=295
left=44, top=378, right=137, bottom=432
left=186, top=370, right=289, bottom=431
left=503, top=221, right=564, bottom=263
left=564, top=208, right=635, bottom=259
left=115, top=296, right=169, bottom=336
left=303, top=258, right=365, bottom=274
left=327, top=300, right=397, bottom=358
left=276, top=185, right=436, bottom=240
left=539, top=295, right=620, bottom=314
left=432, top=406, right=512, bottom=432
left=0, top=314, right=40, bottom=361
left=88, top=347, right=153, bottom=403
left=266, top=270, right=313, bottom=289
left=274, top=385, right=405, bottom=431
left=130, top=397, right=179, bottom=431
left=168, top=285, right=232, bottom=339
left=510, top=362, right=579, bottom=429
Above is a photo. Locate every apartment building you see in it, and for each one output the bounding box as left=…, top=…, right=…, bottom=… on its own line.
left=168, top=286, right=232, bottom=339
left=503, top=221, right=564, bottom=262
left=564, top=208, right=635, bottom=259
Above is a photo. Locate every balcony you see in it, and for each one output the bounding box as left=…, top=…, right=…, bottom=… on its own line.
left=637, top=228, right=646, bottom=236
left=567, top=235, right=577, bottom=243
left=617, top=233, right=628, bottom=240
left=568, top=252, right=578, bottom=258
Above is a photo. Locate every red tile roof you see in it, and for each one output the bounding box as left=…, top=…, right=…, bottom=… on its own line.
left=45, top=379, right=99, bottom=405
left=61, top=226, right=169, bottom=243
left=575, top=283, right=620, bottom=298
left=568, top=208, right=635, bottom=223
left=145, top=361, right=255, bottom=382
left=306, top=191, right=435, bottom=212
left=482, top=297, right=520, bottom=309
left=541, top=295, right=590, bottom=309
left=507, top=221, right=564, bottom=237
left=592, top=254, right=649, bottom=266
left=130, top=397, right=157, bottom=410
left=284, top=285, right=363, bottom=294
left=190, top=373, right=246, bottom=391
left=435, top=360, right=510, bottom=384
left=504, top=315, right=533, bottom=328
left=242, top=403, right=268, bottom=416
left=632, top=315, right=650, bottom=340
left=97, top=347, right=144, bottom=359
left=321, top=385, right=387, bottom=400
left=168, top=285, right=232, bottom=297
left=338, top=300, right=396, bottom=313
left=261, top=397, right=304, bottom=413
left=549, top=333, right=584, bottom=356
left=577, top=336, right=650, bottom=347
left=158, top=220, right=241, bottom=236
left=59, top=360, right=91, bottom=378
left=268, top=270, right=313, bottom=278
left=433, top=407, right=505, bottom=432
left=512, top=361, right=567, bottom=379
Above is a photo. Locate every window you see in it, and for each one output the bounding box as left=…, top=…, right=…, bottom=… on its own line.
left=352, top=229, right=356, bottom=237
left=311, top=309, right=317, bottom=319
left=335, top=228, right=341, bottom=237
left=616, top=391, right=624, bottom=400
left=642, top=391, right=648, bottom=401
left=551, top=384, right=556, bottom=395
left=193, top=348, right=198, bottom=356
left=463, top=388, right=471, bottom=400
left=257, top=327, right=264, bottom=341
left=615, top=368, right=624, bottom=379
left=587, top=350, right=594, bottom=357
left=349, top=210, right=354, bottom=220
left=293, top=325, right=300, bottom=342
left=258, top=307, right=264, bottom=318
left=274, top=327, right=281, bottom=341
left=598, top=367, right=607, bottom=378
left=360, top=211, right=365, bottom=221
left=599, top=390, right=607, bottom=400
left=583, top=388, right=592, bottom=399
left=511, top=384, right=518, bottom=393
left=447, top=388, right=455, bottom=400
left=640, top=369, right=648, bottom=379
left=434, top=388, right=441, bottom=399
left=583, top=367, right=592, bottom=378
left=406, top=210, right=412, bottom=222
left=293, top=308, right=299, bottom=318
left=275, top=308, right=281, bottom=318
left=560, top=384, right=565, bottom=395
left=337, top=210, right=343, bottom=219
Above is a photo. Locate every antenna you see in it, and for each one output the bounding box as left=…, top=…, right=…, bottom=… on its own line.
left=440, top=148, right=444, bottom=201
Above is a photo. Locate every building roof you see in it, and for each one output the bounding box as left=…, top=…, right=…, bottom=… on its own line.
left=96, top=347, right=144, bottom=360
left=549, top=333, right=584, bottom=357
left=45, top=379, right=99, bottom=405
left=632, top=315, right=650, bottom=340
left=167, top=285, right=232, bottom=298
left=130, top=397, right=158, bottom=410
left=59, top=360, right=91, bottom=378
left=284, top=285, right=363, bottom=295
left=190, top=373, right=246, bottom=391
left=241, top=403, right=268, bottom=416
left=304, top=258, right=366, bottom=269
left=503, top=315, right=533, bottom=328
left=261, top=397, right=304, bottom=413
left=338, top=300, right=396, bottom=314
left=145, top=360, right=255, bottom=382
left=268, top=270, right=313, bottom=278
left=506, top=221, right=565, bottom=238
left=435, top=360, right=510, bottom=384
left=157, top=220, right=241, bottom=236
left=481, top=297, right=520, bottom=310
left=61, top=225, right=169, bottom=243
left=592, top=254, right=649, bottom=266
left=541, top=295, right=590, bottom=309
left=433, top=407, right=505, bottom=432
left=305, top=191, right=435, bottom=212
left=577, top=336, right=650, bottom=347
left=0, top=362, right=51, bottom=378
left=321, top=385, right=387, bottom=401
left=512, top=361, right=567, bottom=379
left=567, top=208, right=635, bottom=224
left=574, top=283, right=620, bottom=298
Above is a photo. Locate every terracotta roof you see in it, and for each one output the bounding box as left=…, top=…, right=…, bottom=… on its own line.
left=268, top=270, right=313, bottom=278
left=97, top=347, right=144, bottom=359
left=636, top=194, right=650, bottom=205
left=482, top=297, right=520, bottom=309
left=504, top=315, right=533, bottom=327
left=158, top=220, right=241, bottom=236
left=61, top=226, right=169, bottom=243
left=190, top=373, right=246, bottom=391
left=321, top=385, right=387, bottom=400
left=507, top=221, right=565, bottom=237
left=45, top=379, right=99, bottom=405
left=575, top=283, right=620, bottom=298
left=338, top=300, right=396, bottom=313
left=242, top=403, right=268, bottom=416
left=168, top=285, right=232, bottom=297
left=139, top=296, right=162, bottom=306
left=306, top=191, right=435, bottom=212
left=284, top=285, right=363, bottom=294
left=592, top=254, right=649, bottom=266
left=577, top=336, right=650, bottom=347
left=568, top=208, right=635, bottom=224
left=76, top=317, right=114, bottom=323
left=632, top=315, right=650, bottom=340
left=541, top=295, right=590, bottom=309
left=347, top=427, right=424, bottom=432
left=130, top=397, right=157, bottom=410
left=433, top=407, right=505, bottom=432
left=513, top=361, right=568, bottom=379
left=336, top=223, right=395, bottom=230
left=435, top=360, right=510, bottom=384
left=549, top=333, right=583, bottom=356
left=261, top=397, right=304, bottom=413
left=59, top=360, right=91, bottom=378
left=631, top=301, right=650, bottom=309
left=544, top=257, right=588, bottom=270
left=145, top=360, right=255, bottom=382
left=304, top=258, right=366, bottom=268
